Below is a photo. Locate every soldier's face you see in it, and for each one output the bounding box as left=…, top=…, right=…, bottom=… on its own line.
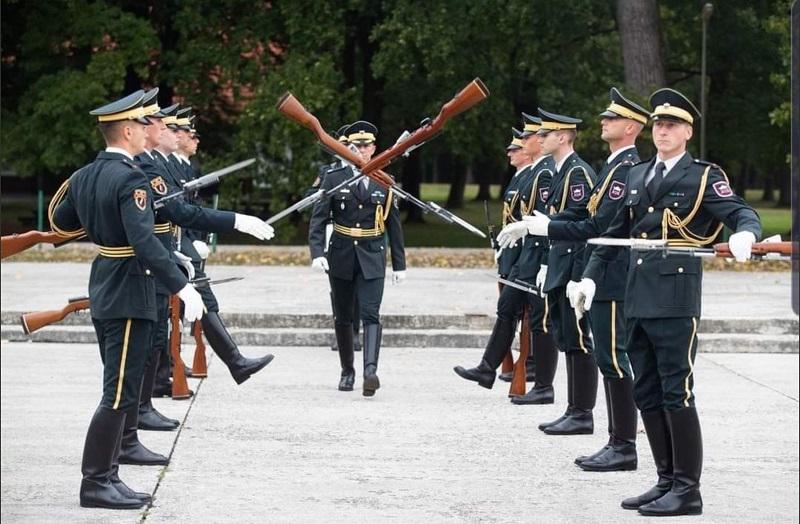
left=158, top=128, right=179, bottom=152
left=355, top=143, right=376, bottom=161
left=507, top=148, right=525, bottom=168
left=125, top=122, right=148, bottom=155
left=600, top=117, right=625, bottom=142
left=537, top=130, right=559, bottom=155
left=652, top=120, right=692, bottom=157
left=144, top=117, right=166, bottom=148
left=521, top=134, right=541, bottom=158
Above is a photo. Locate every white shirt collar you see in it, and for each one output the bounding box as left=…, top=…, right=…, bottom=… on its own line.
left=142, top=149, right=154, bottom=159
left=176, top=153, right=190, bottom=164
left=514, top=163, right=533, bottom=177
left=554, top=149, right=575, bottom=173
left=652, top=151, right=686, bottom=177
left=606, top=145, right=636, bottom=164
left=105, top=147, right=134, bottom=161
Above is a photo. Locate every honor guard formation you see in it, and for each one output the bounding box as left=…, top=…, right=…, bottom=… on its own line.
left=32, top=80, right=763, bottom=517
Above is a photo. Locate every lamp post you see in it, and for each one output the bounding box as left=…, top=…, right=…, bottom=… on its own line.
left=700, top=2, right=714, bottom=160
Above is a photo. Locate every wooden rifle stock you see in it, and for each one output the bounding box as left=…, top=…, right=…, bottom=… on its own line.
left=713, top=240, right=795, bottom=258
left=509, top=306, right=530, bottom=397
left=360, top=78, right=489, bottom=175
left=168, top=294, right=192, bottom=400
left=1, top=230, right=78, bottom=260
left=191, top=321, right=208, bottom=378
left=20, top=296, right=90, bottom=334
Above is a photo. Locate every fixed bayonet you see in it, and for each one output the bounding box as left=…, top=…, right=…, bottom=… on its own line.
left=493, top=275, right=542, bottom=296
left=154, top=158, right=256, bottom=209
left=189, top=276, right=244, bottom=288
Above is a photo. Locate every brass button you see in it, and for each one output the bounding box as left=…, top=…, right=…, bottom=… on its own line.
left=145, top=269, right=151, bottom=276
left=648, top=206, right=654, bottom=213
left=678, top=267, right=684, bottom=273
left=354, top=240, right=359, bottom=246
left=641, top=232, right=648, bottom=238
left=567, top=248, right=572, bottom=253
left=673, top=202, right=679, bottom=207
left=355, top=223, right=360, bottom=227
left=534, top=242, right=540, bottom=247
left=358, top=204, right=363, bottom=209
left=637, top=258, right=643, bottom=265
left=380, top=246, right=384, bottom=250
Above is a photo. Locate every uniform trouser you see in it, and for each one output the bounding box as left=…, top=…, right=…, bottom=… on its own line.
left=627, top=316, right=699, bottom=412
left=587, top=300, right=632, bottom=379
left=153, top=293, right=172, bottom=386
left=547, top=286, right=593, bottom=354
left=329, top=260, right=384, bottom=327
left=92, top=318, right=153, bottom=412
left=497, top=281, right=552, bottom=334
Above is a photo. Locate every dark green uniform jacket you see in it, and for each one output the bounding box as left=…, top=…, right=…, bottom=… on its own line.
left=584, top=152, right=761, bottom=318
left=514, top=155, right=555, bottom=282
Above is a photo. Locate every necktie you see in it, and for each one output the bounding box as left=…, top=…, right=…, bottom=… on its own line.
left=648, top=161, right=666, bottom=200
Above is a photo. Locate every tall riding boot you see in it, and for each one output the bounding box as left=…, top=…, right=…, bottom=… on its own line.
left=352, top=297, right=362, bottom=352
left=201, top=311, right=274, bottom=385
left=576, top=377, right=613, bottom=464
left=153, top=343, right=173, bottom=397
left=118, top=405, right=169, bottom=466
left=543, top=351, right=595, bottom=435
left=580, top=377, right=638, bottom=471
left=79, top=407, right=146, bottom=509
left=498, top=329, right=536, bottom=383
left=512, top=331, right=557, bottom=405
left=362, top=323, right=382, bottom=396
left=621, top=410, right=673, bottom=509
left=539, top=350, right=572, bottom=430
left=138, top=352, right=179, bottom=431
left=638, top=408, right=703, bottom=516
left=453, top=318, right=516, bottom=389
left=335, top=323, right=355, bottom=391
left=109, top=413, right=151, bottom=503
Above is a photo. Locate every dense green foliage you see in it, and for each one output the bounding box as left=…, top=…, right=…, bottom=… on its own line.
left=1, top=0, right=791, bottom=242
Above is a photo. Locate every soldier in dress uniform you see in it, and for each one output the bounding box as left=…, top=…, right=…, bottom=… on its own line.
left=569, top=88, right=761, bottom=516
left=453, top=121, right=554, bottom=391
left=530, top=108, right=598, bottom=436
left=136, top=98, right=276, bottom=404
left=308, top=121, right=406, bottom=396
left=49, top=90, right=205, bottom=509
left=501, top=88, right=648, bottom=470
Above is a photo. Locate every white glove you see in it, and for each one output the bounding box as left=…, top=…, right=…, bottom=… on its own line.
left=496, top=221, right=528, bottom=249
left=522, top=210, right=551, bottom=237
left=178, top=284, right=204, bottom=322
left=392, top=270, right=406, bottom=285
left=728, top=231, right=757, bottom=262
left=311, top=256, right=329, bottom=272
left=569, top=278, right=596, bottom=320
left=192, top=240, right=210, bottom=260
left=234, top=213, right=275, bottom=241
left=173, top=251, right=195, bottom=280
left=535, top=264, right=548, bottom=293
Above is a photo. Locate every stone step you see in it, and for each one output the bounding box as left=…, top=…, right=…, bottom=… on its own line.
left=3, top=311, right=796, bottom=335
left=2, top=325, right=796, bottom=353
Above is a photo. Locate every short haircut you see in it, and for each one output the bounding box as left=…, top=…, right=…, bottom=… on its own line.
left=97, top=121, right=125, bottom=143
left=559, top=129, right=577, bottom=144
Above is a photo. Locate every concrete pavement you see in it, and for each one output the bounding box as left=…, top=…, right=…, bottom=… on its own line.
left=0, top=342, right=797, bottom=523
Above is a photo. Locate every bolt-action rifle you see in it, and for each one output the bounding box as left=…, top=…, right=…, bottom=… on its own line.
left=20, top=296, right=90, bottom=334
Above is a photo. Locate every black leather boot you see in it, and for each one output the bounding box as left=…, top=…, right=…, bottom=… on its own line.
left=109, top=413, right=152, bottom=503
left=80, top=407, right=147, bottom=509
left=621, top=410, right=673, bottom=509
left=118, top=405, right=169, bottom=466
left=576, top=377, right=613, bottom=464
left=580, top=377, right=638, bottom=471
left=513, top=331, right=557, bottom=405
left=335, top=323, right=355, bottom=391
left=353, top=322, right=362, bottom=352
left=539, top=349, right=572, bottom=430
left=201, top=311, right=274, bottom=385
left=138, top=352, right=179, bottom=431
left=543, top=352, right=596, bottom=435
left=454, top=318, right=516, bottom=390
left=362, top=323, right=381, bottom=396
left=638, top=408, right=703, bottom=516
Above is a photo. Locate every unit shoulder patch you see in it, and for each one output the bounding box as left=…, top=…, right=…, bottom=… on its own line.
left=712, top=180, right=733, bottom=197
left=150, top=176, right=168, bottom=195
left=608, top=180, right=626, bottom=200
left=133, top=189, right=148, bottom=211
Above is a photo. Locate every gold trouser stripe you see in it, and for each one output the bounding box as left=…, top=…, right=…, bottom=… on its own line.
left=99, top=246, right=135, bottom=257
left=113, top=319, right=133, bottom=409
left=610, top=301, right=623, bottom=378
left=542, top=294, right=549, bottom=333
left=575, top=307, right=589, bottom=353
left=683, top=317, right=698, bottom=407
left=333, top=224, right=383, bottom=238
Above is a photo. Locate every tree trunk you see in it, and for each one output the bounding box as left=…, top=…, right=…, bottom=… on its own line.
left=444, top=154, right=466, bottom=209
left=762, top=166, right=774, bottom=203
left=474, top=158, right=493, bottom=201
left=777, top=167, right=791, bottom=206
left=402, top=154, right=425, bottom=223
left=616, top=0, right=666, bottom=95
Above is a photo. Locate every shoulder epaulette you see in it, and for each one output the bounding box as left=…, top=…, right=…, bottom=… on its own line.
left=693, top=159, right=720, bottom=169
